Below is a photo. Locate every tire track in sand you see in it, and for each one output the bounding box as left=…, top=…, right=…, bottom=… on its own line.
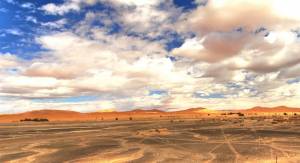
left=220, top=127, right=241, bottom=163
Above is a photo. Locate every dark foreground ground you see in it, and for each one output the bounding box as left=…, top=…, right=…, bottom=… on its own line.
left=0, top=117, right=300, bottom=163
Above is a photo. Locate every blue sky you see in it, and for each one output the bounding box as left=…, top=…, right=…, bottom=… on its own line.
left=0, top=0, right=300, bottom=113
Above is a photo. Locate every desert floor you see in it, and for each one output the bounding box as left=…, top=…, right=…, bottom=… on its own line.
left=0, top=117, right=300, bottom=163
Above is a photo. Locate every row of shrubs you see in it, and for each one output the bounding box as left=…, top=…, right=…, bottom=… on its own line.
left=221, top=112, right=245, bottom=116
left=20, top=118, right=49, bottom=122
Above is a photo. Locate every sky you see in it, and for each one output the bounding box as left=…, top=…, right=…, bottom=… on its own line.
left=0, top=0, right=300, bottom=113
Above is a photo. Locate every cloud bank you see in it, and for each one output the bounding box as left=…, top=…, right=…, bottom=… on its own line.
left=0, top=0, right=300, bottom=113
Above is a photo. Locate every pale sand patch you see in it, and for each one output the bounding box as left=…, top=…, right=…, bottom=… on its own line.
left=10, top=144, right=58, bottom=163
left=193, top=134, right=209, bottom=141
left=243, top=155, right=300, bottom=163
left=136, top=128, right=171, bottom=137
left=72, top=149, right=145, bottom=163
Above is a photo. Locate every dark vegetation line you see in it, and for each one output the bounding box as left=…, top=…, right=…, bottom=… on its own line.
left=20, top=118, right=49, bottom=122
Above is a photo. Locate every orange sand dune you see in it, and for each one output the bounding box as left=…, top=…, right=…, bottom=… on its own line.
left=0, top=106, right=299, bottom=123
left=0, top=109, right=166, bottom=123
left=0, top=108, right=211, bottom=123
left=173, top=107, right=220, bottom=114
left=243, top=106, right=300, bottom=113
left=124, top=109, right=165, bottom=114
left=173, top=107, right=206, bottom=113
left=0, top=110, right=88, bottom=122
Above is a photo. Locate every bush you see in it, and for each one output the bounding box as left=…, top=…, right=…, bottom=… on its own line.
left=115, top=117, right=118, bottom=120
left=237, top=112, right=244, bottom=116
left=129, top=117, right=133, bottom=120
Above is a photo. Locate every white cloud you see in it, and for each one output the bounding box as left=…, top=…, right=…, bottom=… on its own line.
left=180, top=0, right=300, bottom=34
left=26, top=16, right=37, bottom=24
left=0, top=31, right=172, bottom=99
left=172, top=32, right=251, bottom=62
left=172, top=0, right=300, bottom=87
left=5, top=29, right=23, bottom=36
left=21, top=2, right=35, bottom=9
left=98, top=0, right=181, bottom=38
left=41, top=2, right=81, bottom=15
left=41, top=19, right=67, bottom=29
left=0, top=53, right=20, bottom=69
left=41, top=0, right=99, bottom=15
left=109, top=0, right=160, bottom=6
left=279, top=64, right=300, bottom=79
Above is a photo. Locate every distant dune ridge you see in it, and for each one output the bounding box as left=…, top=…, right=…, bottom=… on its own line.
left=0, top=106, right=299, bottom=123
left=172, top=107, right=206, bottom=113
left=124, top=109, right=165, bottom=114
left=243, top=106, right=300, bottom=113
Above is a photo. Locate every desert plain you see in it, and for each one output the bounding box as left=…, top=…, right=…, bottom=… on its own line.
left=0, top=107, right=300, bottom=163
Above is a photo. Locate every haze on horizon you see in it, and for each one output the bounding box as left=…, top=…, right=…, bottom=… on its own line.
left=0, top=0, right=300, bottom=114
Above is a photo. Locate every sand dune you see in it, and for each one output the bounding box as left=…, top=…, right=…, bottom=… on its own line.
left=243, top=106, right=300, bottom=113
left=0, top=106, right=299, bottom=123
left=124, top=109, right=165, bottom=114
left=172, top=107, right=207, bottom=113
left=0, top=110, right=87, bottom=122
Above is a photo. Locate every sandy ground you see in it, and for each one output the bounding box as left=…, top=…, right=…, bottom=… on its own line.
left=0, top=116, right=300, bottom=163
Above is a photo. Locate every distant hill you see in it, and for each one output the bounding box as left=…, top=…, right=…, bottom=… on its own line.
left=243, top=106, right=300, bottom=113
left=125, top=109, right=165, bottom=114
left=0, top=109, right=166, bottom=122
left=173, top=107, right=216, bottom=113
left=22, top=109, right=82, bottom=117
left=0, top=110, right=85, bottom=122
left=0, top=106, right=300, bottom=123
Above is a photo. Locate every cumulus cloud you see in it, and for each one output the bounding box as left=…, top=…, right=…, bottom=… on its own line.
left=41, top=0, right=179, bottom=38
left=1, top=30, right=177, bottom=100
left=173, top=0, right=300, bottom=82
left=40, top=0, right=98, bottom=15
left=41, top=0, right=87, bottom=15
left=279, top=64, right=300, bottom=79
left=172, top=31, right=251, bottom=62
left=181, top=0, right=300, bottom=33
left=23, top=63, right=79, bottom=79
